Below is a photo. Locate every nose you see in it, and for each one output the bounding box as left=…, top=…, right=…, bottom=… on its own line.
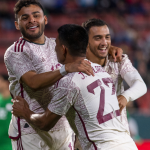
left=29, top=16, right=35, bottom=23
left=101, top=38, right=107, bottom=46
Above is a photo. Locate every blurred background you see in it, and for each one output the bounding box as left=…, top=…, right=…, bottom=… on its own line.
left=0, top=0, right=150, bottom=149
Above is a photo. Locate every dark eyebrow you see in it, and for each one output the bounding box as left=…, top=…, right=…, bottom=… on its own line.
left=21, top=11, right=40, bottom=17
left=21, top=14, right=28, bottom=18
left=93, top=34, right=111, bottom=38
left=32, top=11, right=40, bottom=15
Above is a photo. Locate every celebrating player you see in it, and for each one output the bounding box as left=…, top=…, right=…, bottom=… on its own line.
left=4, top=0, right=124, bottom=149
left=4, top=0, right=95, bottom=149
left=82, top=18, right=147, bottom=132
left=12, top=24, right=138, bottom=150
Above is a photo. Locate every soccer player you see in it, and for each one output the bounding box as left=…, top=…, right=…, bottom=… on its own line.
left=82, top=18, right=147, bottom=132
left=12, top=24, right=138, bottom=150
left=4, top=0, right=94, bottom=149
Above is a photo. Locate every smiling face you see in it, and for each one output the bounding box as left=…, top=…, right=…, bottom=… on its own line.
left=87, top=25, right=111, bottom=63
left=15, top=4, right=47, bottom=41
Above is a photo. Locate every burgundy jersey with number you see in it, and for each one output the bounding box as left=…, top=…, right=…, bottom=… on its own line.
left=48, top=61, right=129, bottom=150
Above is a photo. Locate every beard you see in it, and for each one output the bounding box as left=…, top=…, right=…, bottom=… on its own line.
left=89, top=44, right=108, bottom=59
left=19, top=21, right=45, bottom=40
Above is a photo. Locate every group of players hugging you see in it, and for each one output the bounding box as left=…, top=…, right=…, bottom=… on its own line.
left=4, top=0, right=147, bottom=150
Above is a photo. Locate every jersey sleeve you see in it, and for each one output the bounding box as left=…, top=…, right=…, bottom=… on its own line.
left=4, top=47, right=36, bottom=81
left=121, top=71, right=147, bottom=102
left=119, top=54, right=137, bottom=78
left=119, top=54, right=147, bottom=101
left=48, top=80, right=79, bottom=116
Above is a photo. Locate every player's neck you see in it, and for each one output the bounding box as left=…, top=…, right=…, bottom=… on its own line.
left=23, top=34, right=45, bottom=44
left=64, top=56, right=86, bottom=64
left=88, top=57, right=106, bottom=66
left=86, top=53, right=106, bottom=66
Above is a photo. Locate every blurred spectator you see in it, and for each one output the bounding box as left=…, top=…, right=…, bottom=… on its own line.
left=0, top=1, right=15, bottom=31
left=76, top=0, right=97, bottom=7
left=0, top=74, right=12, bottom=150
left=40, top=0, right=66, bottom=13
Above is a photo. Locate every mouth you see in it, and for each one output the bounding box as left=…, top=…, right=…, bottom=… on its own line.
left=98, top=47, right=108, bottom=53
left=27, top=25, right=39, bottom=31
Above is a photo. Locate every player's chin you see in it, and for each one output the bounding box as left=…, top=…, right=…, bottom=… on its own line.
left=98, top=53, right=108, bottom=58
left=28, top=32, right=41, bottom=39
left=27, top=30, right=39, bottom=34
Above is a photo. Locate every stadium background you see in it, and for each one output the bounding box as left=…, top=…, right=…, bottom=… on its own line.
left=0, top=0, right=150, bottom=149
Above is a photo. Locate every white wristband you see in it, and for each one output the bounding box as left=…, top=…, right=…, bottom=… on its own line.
left=59, top=65, right=67, bottom=76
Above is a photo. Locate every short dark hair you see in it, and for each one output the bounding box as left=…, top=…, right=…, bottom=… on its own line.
left=82, top=18, right=108, bottom=33
left=58, top=24, right=88, bottom=57
left=14, top=0, right=45, bottom=20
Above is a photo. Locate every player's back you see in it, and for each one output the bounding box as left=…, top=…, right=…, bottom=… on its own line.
left=67, top=62, right=129, bottom=149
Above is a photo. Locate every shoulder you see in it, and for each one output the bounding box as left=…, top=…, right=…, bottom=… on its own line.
left=5, top=38, right=34, bottom=58
left=48, top=37, right=56, bottom=43
left=4, top=40, right=20, bottom=61
left=120, top=54, right=134, bottom=67
left=121, top=54, right=130, bottom=62
left=45, top=37, right=57, bottom=57
left=5, top=38, right=30, bottom=55
left=5, top=44, right=15, bottom=57
left=91, top=62, right=106, bottom=73
left=46, top=37, right=56, bottom=47
left=120, top=54, right=136, bottom=76
left=107, top=54, right=132, bottom=69
left=55, top=73, right=77, bottom=90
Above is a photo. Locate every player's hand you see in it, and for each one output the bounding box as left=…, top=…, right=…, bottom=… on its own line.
left=109, top=45, right=123, bottom=62
left=65, top=59, right=94, bottom=76
left=117, top=95, right=128, bottom=113
left=11, top=96, right=29, bottom=118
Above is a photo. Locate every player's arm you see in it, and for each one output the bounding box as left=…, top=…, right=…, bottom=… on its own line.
left=119, top=70, right=147, bottom=104
left=108, top=45, right=123, bottom=62
left=5, top=50, right=93, bottom=90
left=12, top=96, right=61, bottom=131
left=118, top=55, right=147, bottom=112
left=21, top=59, right=93, bottom=90
left=12, top=81, right=77, bottom=131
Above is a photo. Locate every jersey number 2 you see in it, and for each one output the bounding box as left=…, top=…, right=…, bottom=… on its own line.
left=87, top=78, right=120, bottom=124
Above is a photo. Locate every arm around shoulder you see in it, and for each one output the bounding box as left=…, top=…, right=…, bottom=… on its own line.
left=21, top=69, right=63, bottom=90
left=119, top=54, right=147, bottom=102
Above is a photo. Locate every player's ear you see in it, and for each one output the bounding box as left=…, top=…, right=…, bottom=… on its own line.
left=86, top=43, right=90, bottom=58
left=44, top=15, right=48, bottom=25
left=14, top=21, right=20, bottom=30
left=87, top=43, right=90, bottom=49
left=62, top=45, right=67, bottom=58
left=86, top=43, right=90, bottom=53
